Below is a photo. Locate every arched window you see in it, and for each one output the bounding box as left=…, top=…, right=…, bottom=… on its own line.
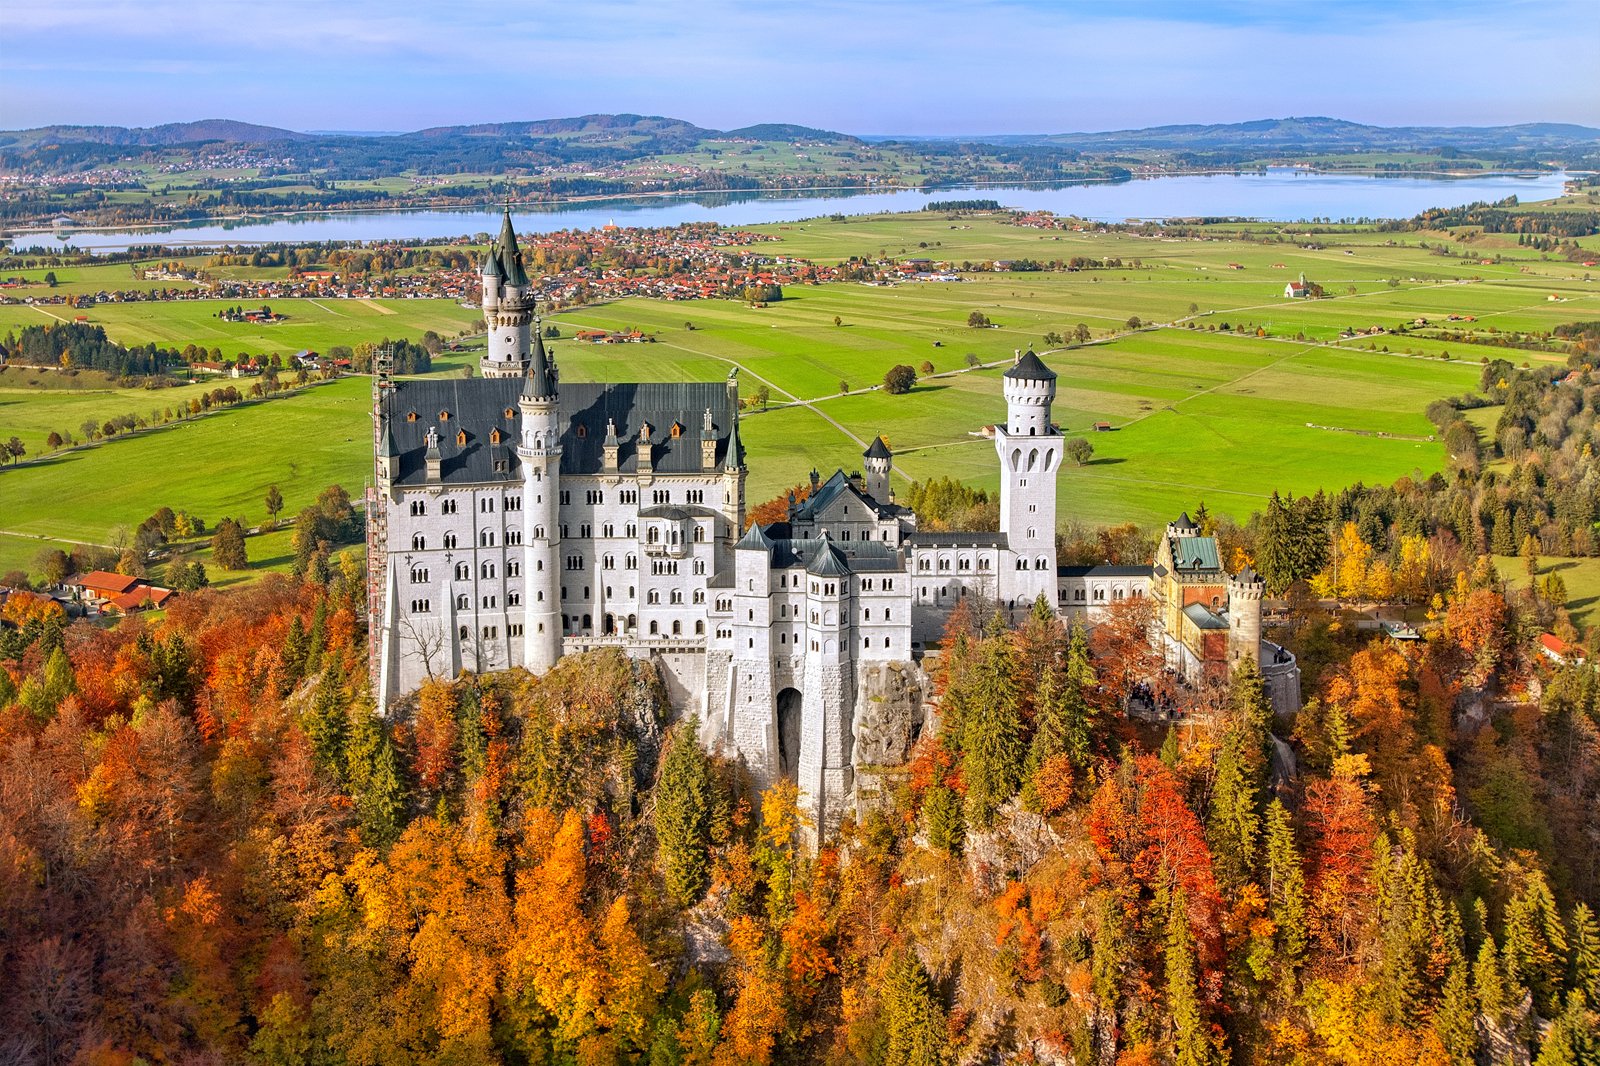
left=411, top=532, right=426, bottom=550
left=649, top=620, right=660, bottom=635
left=442, top=532, right=457, bottom=549
left=454, top=562, right=469, bottom=580
left=456, top=594, right=469, bottom=609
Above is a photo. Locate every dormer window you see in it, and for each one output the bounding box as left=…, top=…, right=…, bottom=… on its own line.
left=489, top=428, right=502, bottom=445
left=576, top=424, right=588, bottom=439
left=439, top=410, right=450, bottom=422
left=406, top=411, right=418, bottom=422
left=670, top=423, right=683, bottom=439
left=504, top=407, right=516, bottom=419
left=456, top=430, right=467, bottom=446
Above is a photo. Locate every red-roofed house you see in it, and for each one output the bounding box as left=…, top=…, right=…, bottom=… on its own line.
left=1540, top=632, right=1584, bottom=665
left=76, top=570, right=140, bottom=600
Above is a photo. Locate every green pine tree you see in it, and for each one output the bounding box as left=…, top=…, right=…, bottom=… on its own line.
left=656, top=718, right=716, bottom=907
left=1569, top=902, right=1599, bottom=1003
left=1159, top=725, right=1181, bottom=767
left=1262, top=799, right=1308, bottom=970
left=923, top=785, right=964, bottom=855
left=303, top=661, right=349, bottom=781
left=346, top=710, right=407, bottom=847
left=961, top=624, right=1022, bottom=829
left=1434, top=912, right=1480, bottom=1066
left=1532, top=993, right=1595, bottom=1066
left=1166, top=886, right=1220, bottom=1066
left=882, top=949, right=946, bottom=1066
left=1505, top=869, right=1570, bottom=1016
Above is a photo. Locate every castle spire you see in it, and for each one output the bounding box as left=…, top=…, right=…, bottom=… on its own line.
left=522, top=311, right=557, bottom=402
left=496, top=208, right=529, bottom=288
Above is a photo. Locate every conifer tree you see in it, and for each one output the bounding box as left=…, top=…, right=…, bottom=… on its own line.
left=1165, top=885, right=1220, bottom=1066
left=656, top=718, right=716, bottom=907
left=961, top=619, right=1023, bottom=829
left=1023, top=624, right=1096, bottom=813
left=1532, top=993, right=1596, bottom=1066
left=302, top=660, right=349, bottom=780
left=346, top=709, right=407, bottom=847
left=1159, top=725, right=1181, bottom=767
left=923, top=784, right=964, bottom=855
left=1434, top=909, right=1480, bottom=1066
left=1505, top=869, right=1570, bottom=1016
left=1261, top=799, right=1307, bottom=974
left=1473, top=934, right=1512, bottom=1023
left=1569, top=902, right=1599, bottom=1003
left=1371, top=829, right=1435, bottom=1023
left=881, top=950, right=946, bottom=1066
left=1206, top=731, right=1260, bottom=891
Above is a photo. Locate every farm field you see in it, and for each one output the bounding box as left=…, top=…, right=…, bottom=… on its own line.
left=1494, top=554, right=1600, bottom=632
left=0, top=296, right=482, bottom=357
left=2, top=208, right=1598, bottom=587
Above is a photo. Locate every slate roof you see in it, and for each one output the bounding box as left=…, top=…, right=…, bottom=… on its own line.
left=907, top=532, right=1009, bottom=549
left=1057, top=564, right=1153, bottom=578
left=482, top=210, right=530, bottom=288
left=1003, top=349, right=1056, bottom=382
left=792, top=469, right=909, bottom=523
left=1183, top=603, right=1230, bottom=630
left=808, top=541, right=851, bottom=578
left=864, top=435, right=892, bottom=460
left=1172, top=535, right=1221, bottom=571
left=739, top=527, right=904, bottom=574
left=385, top=377, right=742, bottom=486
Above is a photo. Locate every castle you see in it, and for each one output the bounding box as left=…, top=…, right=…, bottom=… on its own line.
left=367, top=212, right=1299, bottom=831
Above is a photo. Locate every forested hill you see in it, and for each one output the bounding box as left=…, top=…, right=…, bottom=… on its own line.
left=2, top=119, right=311, bottom=146
left=949, top=116, right=1600, bottom=153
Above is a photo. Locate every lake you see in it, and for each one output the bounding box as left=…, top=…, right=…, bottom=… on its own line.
left=8, top=168, right=1571, bottom=254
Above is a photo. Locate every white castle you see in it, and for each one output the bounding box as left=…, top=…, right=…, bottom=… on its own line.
left=368, top=213, right=1298, bottom=831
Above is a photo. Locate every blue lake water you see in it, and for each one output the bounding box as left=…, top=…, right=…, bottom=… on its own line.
left=8, top=168, right=1571, bottom=253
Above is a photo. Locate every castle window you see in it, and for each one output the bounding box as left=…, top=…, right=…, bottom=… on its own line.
left=456, top=594, right=469, bottom=609
left=409, top=500, right=426, bottom=516
left=508, top=590, right=521, bottom=606
left=1074, top=588, right=1086, bottom=601
left=481, top=562, right=496, bottom=579
left=693, top=589, right=705, bottom=604
left=672, top=620, right=682, bottom=635
left=671, top=423, right=682, bottom=439
left=695, top=620, right=704, bottom=635
left=411, top=533, right=426, bottom=550
left=459, top=626, right=469, bottom=640
left=481, top=497, right=496, bottom=513
left=490, top=428, right=502, bottom=445
left=649, top=590, right=661, bottom=604
left=439, top=410, right=450, bottom=421
left=480, top=530, right=496, bottom=547
left=410, top=599, right=431, bottom=613
left=884, top=579, right=893, bottom=590
left=508, top=560, right=521, bottom=577
left=510, top=624, right=523, bottom=637
left=671, top=590, right=683, bottom=605
left=504, top=407, right=516, bottom=419
left=482, top=626, right=497, bottom=640
left=481, top=595, right=496, bottom=609
left=1094, top=588, right=1105, bottom=601
left=650, top=621, right=660, bottom=635
left=576, top=424, right=587, bottom=438
left=406, top=411, right=418, bottom=422
left=455, top=562, right=469, bottom=580
left=410, top=567, right=429, bottom=583
left=560, top=491, right=570, bottom=505
left=580, top=524, right=592, bottom=538
left=507, top=529, right=522, bottom=545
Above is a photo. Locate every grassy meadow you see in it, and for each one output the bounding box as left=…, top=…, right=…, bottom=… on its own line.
left=2, top=205, right=1598, bottom=590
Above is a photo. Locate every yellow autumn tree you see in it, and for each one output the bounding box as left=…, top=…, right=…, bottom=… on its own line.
left=1334, top=522, right=1373, bottom=602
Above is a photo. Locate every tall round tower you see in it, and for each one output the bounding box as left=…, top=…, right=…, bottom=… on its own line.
left=995, top=350, right=1062, bottom=610
left=863, top=435, right=892, bottom=502
left=481, top=209, right=535, bottom=379
left=519, top=328, right=562, bottom=672
left=1227, top=565, right=1265, bottom=664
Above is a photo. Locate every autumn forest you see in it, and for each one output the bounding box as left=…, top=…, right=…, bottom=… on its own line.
left=4, top=357, right=1600, bottom=1066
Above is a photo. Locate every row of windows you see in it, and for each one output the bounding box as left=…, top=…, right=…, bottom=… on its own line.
left=554, top=487, right=701, bottom=507
left=1064, top=586, right=1140, bottom=603
left=918, top=556, right=994, bottom=573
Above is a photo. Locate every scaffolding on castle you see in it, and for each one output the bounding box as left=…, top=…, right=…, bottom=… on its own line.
left=366, top=345, right=394, bottom=704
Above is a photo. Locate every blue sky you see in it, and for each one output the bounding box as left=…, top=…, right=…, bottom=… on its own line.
left=3, top=0, right=1596, bottom=133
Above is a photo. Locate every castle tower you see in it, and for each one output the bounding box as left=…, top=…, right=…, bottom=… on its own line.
left=519, top=326, right=563, bottom=672
left=996, top=350, right=1062, bottom=610
left=1227, top=565, right=1265, bottom=664
left=481, top=209, right=535, bottom=379
left=863, top=435, right=892, bottom=502
left=798, top=539, right=854, bottom=837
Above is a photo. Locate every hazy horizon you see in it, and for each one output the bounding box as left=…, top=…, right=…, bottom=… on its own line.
left=4, top=0, right=1597, bottom=134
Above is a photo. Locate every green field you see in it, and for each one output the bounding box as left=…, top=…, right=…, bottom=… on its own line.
left=0, top=296, right=482, bottom=358
left=2, top=208, right=1598, bottom=589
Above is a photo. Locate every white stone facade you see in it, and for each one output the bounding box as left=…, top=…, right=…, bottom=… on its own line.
left=370, top=220, right=1299, bottom=829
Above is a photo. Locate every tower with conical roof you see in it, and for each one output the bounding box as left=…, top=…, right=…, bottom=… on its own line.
left=518, top=305, right=563, bottom=672
left=1227, top=565, right=1265, bottom=664
left=997, top=349, right=1062, bottom=610
left=863, top=435, right=892, bottom=502
left=480, top=209, right=536, bottom=379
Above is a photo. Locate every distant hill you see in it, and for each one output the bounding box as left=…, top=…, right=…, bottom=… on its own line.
left=412, top=113, right=717, bottom=140
left=959, top=116, right=1600, bottom=154
left=724, top=123, right=861, bottom=144
left=4, top=119, right=311, bottom=146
